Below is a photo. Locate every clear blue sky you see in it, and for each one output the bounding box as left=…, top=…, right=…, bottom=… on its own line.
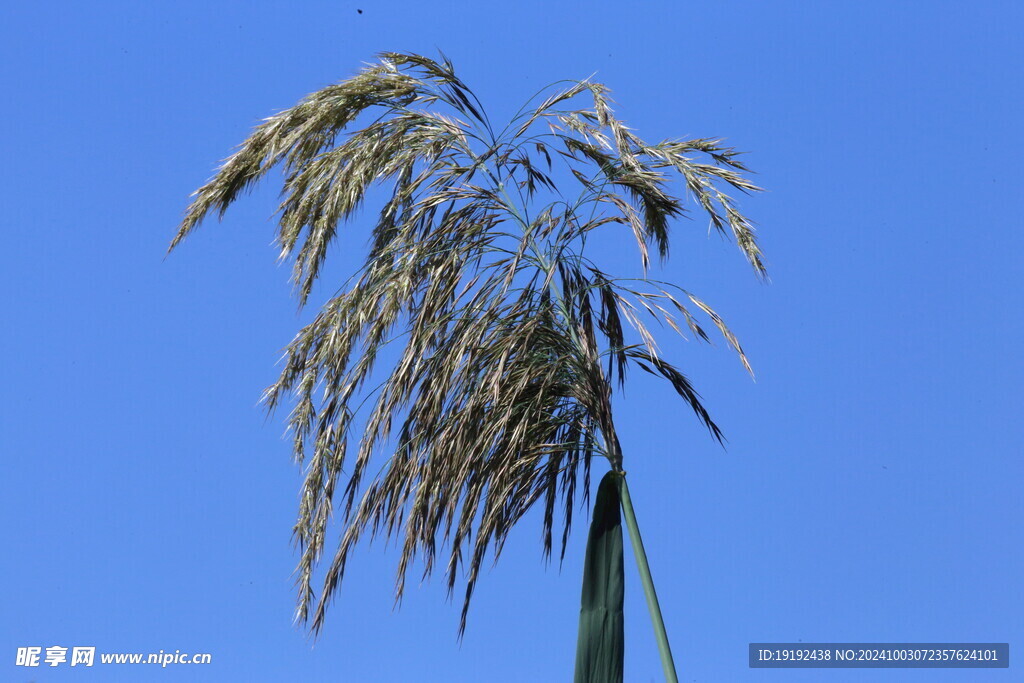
left=2, top=2, right=1021, bottom=681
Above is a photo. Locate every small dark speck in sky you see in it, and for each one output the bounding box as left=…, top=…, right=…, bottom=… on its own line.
left=357, top=8, right=363, bottom=13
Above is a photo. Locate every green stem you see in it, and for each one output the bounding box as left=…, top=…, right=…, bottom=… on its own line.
left=615, top=473, right=678, bottom=683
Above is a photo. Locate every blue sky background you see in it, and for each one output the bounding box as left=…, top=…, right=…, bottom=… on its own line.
left=2, top=2, right=1021, bottom=681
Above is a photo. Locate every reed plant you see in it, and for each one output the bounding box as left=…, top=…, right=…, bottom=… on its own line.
left=171, top=52, right=765, bottom=679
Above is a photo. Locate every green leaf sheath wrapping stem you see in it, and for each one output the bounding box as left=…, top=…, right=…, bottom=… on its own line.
left=574, top=471, right=625, bottom=683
